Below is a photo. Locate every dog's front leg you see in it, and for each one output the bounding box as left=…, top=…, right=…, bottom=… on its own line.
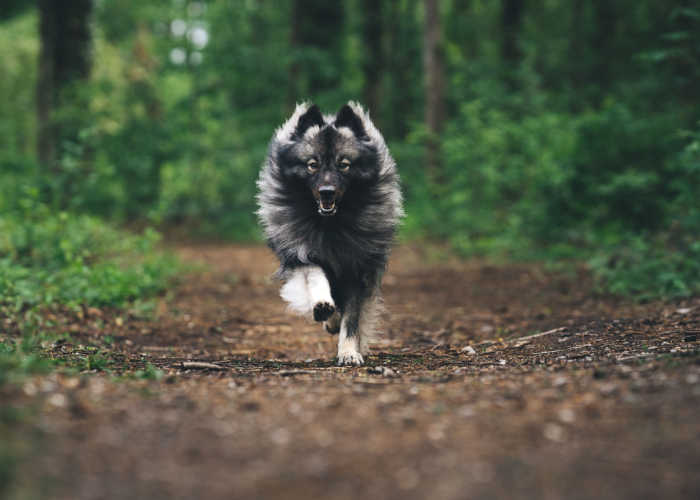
left=337, top=294, right=364, bottom=366
left=280, top=266, right=335, bottom=322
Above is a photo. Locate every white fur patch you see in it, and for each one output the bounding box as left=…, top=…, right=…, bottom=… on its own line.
left=280, top=266, right=334, bottom=316
left=274, top=102, right=314, bottom=144
left=337, top=318, right=363, bottom=366
left=303, top=125, right=321, bottom=140
left=336, top=126, right=356, bottom=139
left=306, top=267, right=333, bottom=305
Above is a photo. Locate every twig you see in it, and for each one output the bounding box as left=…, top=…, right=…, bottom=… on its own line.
left=616, top=353, right=654, bottom=362
left=276, top=369, right=315, bottom=376
left=532, top=344, right=592, bottom=356
left=508, top=327, right=567, bottom=343
left=181, top=361, right=225, bottom=370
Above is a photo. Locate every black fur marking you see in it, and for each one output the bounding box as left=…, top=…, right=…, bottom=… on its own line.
left=335, top=104, right=368, bottom=140
left=293, top=104, right=324, bottom=139
left=313, top=302, right=335, bottom=322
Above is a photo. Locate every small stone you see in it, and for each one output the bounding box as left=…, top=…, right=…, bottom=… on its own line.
left=543, top=423, right=565, bottom=442
left=558, top=408, right=576, bottom=423
left=427, top=424, right=445, bottom=441
left=458, top=405, right=475, bottom=418
left=48, top=393, right=67, bottom=408
left=461, top=346, right=477, bottom=355
left=684, top=334, right=697, bottom=342
left=87, top=307, right=103, bottom=318
left=676, top=308, right=692, bottom=315
left=63, top=377, right=80, bottom=389
left=599, top=382, right=617, bottom=396
left=22, top=382, right=37, bottom=396
left=270, top=428, right=290, bottom=446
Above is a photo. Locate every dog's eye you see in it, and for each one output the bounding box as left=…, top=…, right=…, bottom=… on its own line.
left=339, top=158, right=351, bottom=172
left=306, top=159, right=318, bottom=173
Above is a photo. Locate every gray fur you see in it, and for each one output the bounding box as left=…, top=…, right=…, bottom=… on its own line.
left=256, top=102, right=403, bottom=365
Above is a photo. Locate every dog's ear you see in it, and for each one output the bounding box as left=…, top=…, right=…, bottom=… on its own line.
left=335, top=104, right=368, bottom=140
left=293, top=104, right=324, bottom=139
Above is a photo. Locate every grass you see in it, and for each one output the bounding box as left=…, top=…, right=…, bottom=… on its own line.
left=0, top=199, right=181, bottom=388
left=0, top=209, right=180, bottom=312
left=0, top=335, right=55, bottom=386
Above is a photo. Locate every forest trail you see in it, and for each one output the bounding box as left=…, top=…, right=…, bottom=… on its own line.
left=10, top=244, right=700, bottom=499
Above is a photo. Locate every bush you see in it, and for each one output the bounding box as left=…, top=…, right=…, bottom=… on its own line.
left=0, top=198, right=179, bottom=312
left=589, top=123, right=700, bottom=299
left=434, top=100, right=577, bottom=255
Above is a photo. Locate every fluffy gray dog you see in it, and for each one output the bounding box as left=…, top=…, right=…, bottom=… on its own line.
left=256, top=102, right=403, bottom=365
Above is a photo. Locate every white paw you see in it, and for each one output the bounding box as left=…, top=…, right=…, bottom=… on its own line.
left=337, top=350, right=364, bottom=366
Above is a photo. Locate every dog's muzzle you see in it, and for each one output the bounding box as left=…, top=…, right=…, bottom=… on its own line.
left=318, top=186, right=337, bottom=216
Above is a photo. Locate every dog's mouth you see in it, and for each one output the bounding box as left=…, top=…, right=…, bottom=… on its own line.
left=317, top=187, right=340, bottom=216
left=318, top=199, right=337, bottom=216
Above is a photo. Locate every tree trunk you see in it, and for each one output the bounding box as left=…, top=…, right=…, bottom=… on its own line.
left=568, top=0, right=584, bottom=102
left=423, top=0, right=445, bottom=180
left=501, top=0, right=524, bottom=90
left=288, top=0, right=344, bottom=100
left=591, top=0, right=616, bottom=99
left=288, top=0, right=301, bottom=108
left=37, top=0, right=93, bottom=172
left=385, top=0, right=419, bottom=139
left=361, top=0, right=383, bottom=120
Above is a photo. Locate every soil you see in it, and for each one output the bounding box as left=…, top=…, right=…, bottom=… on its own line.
left=4, top=244, right=700, bottom=500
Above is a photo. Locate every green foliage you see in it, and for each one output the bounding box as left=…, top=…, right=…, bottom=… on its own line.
left=0, top=337, right=54, bottom=387
left=0, top=197, right=179, bottom=312
left=0, top=11, right=37, bottom=161
left=0, top=1, right=698, bottom=299
left=437, top=101, right=577, bottom=254
left=590, top=235, right=700, bottom=300
left=588, top=123, right=700, bottom=299
left=132, top=363, right=164, bottom=381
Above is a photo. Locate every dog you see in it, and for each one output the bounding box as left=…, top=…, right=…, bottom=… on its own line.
left=256, top=102, right=403, bottom=365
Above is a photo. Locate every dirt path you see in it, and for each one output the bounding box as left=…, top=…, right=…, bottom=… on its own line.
left=6, top=244, right=700, bottom=500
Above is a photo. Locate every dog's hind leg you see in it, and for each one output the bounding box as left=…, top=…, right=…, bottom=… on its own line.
left=358, top=294, right=381, bottom=356
left=280, top=266, right=335, bottom=321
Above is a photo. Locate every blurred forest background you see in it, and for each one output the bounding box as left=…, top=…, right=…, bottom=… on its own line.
left=0, top=0, right=699, bottom=299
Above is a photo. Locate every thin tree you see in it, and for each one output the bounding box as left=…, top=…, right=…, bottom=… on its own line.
left=423, top=0, right=445, bottom=181
left=501, top=0, right=524, bottom=90
left=37, top=0, right=93, bottom=174
left=362, top=0, right=384, bottom=121
left=287, top=0, right=344, bottom=102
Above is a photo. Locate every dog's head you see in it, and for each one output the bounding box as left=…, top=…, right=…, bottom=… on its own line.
left=276, top=103, right=379, bottom=216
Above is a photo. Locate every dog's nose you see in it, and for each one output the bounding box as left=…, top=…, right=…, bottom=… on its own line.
left=319, top=186, right=336, bottom=201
